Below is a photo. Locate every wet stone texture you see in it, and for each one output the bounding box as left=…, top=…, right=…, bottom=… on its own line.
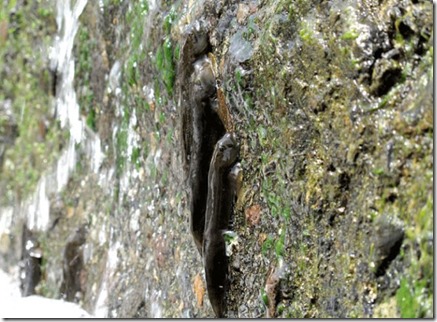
left=0, top=0, right=433, bottom=318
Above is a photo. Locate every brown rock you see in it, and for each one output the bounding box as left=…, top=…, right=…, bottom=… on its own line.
left=245, top=204, right=261, bottom=226
left=193, top=273, right=205, bottom=307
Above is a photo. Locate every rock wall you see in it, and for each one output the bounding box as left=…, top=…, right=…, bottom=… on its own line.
left=0, top=0, right=433, bottom=318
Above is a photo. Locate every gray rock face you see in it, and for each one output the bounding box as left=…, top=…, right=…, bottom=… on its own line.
left=0, top=0, right=432, bottom=318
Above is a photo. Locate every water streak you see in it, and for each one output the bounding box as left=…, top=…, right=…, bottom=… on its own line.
left=27, top=0, right=89, bottom=231
left=51, top=0, right=87, bottom=142
left=0, top=0, right=106, bottom=234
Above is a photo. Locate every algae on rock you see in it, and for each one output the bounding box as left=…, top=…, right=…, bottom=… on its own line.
left=0, top=0, right=432, bottom=318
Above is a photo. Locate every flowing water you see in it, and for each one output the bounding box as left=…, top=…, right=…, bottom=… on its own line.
left=0, top=0, right=94, bottom=231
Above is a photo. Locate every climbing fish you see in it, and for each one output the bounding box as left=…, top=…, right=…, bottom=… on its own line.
left=203, top=133, right=239, bottom=317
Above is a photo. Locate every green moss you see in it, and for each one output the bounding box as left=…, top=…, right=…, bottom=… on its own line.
left=235, top=69, right=243, bottom=87
left=372, top=167, right=385, bottom=176
left=395, top=195, right=433, bottom=317
left=122, top=0, right=150, bottom=89
left=131, top=147, right=141, bottom=170
left=86, top=107, right=97, bottom=131
left=163, top=7, right=176, bottom=35
left=75, top=25, right=98, bottom=132
left=274, top=228, right=286, bottom=258
left=155, top=36, right=176, bottom=96
left=396, top=278, right=421, bottom=318
left=261, top=235, right=274, bottom=256
left=173, top=43, right=181, bottom=61
left=260, top=287, right=269, bottom=306
left=281, top=206, right=291, bottom=220
left=115, top=108, right=130, bottom=175
left=0, top=1, right=65, bottom=202
left=126, top=57, right=139, bottom=86
left=231, top=0, right=433, bottom=317
left=162, top=37, right=175, bottom=92
left=152, top=6, right=180, bottom=97
left=101, top=0, right=123, bottom=6
left=299, top=25, right=315, bottom=44
left=341, top=30, right=359, bottom=41
left=257, top=126, right=268, bottom=147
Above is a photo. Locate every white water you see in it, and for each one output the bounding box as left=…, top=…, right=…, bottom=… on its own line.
left=51, top=0, right=88, bottom=144
left=93, top=236, right=121, bottom=318
left=0, top=0, right=103, bottom=317
left=0, top=0, right=167, bottom=317
left=0, top=0, right=104, bottom=235
left=0, top=268, right=92, bottom=318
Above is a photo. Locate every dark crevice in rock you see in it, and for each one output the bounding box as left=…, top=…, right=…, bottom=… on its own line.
left=60, top=225, right=87, bottom=302
left=177, top=15, right=242, bottom=315
left=374, top=216, right=404, bottom=277
left=19, top=225, right=42, bottom=297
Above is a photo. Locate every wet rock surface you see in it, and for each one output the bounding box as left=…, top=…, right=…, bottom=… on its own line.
left=373, top=215, right=404, bottom=278
left=60, top=225, right=87, bottom=302
left=0, top=0, right=433, bottom=318
left=19, top=225, right=42, bottom=297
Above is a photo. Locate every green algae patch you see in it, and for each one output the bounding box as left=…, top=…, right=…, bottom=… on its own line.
left=224, top=0, right=433, bottom=318
left=0, top=1, right=65, bottom=202
left=155, top=36, right=176, bottom=96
